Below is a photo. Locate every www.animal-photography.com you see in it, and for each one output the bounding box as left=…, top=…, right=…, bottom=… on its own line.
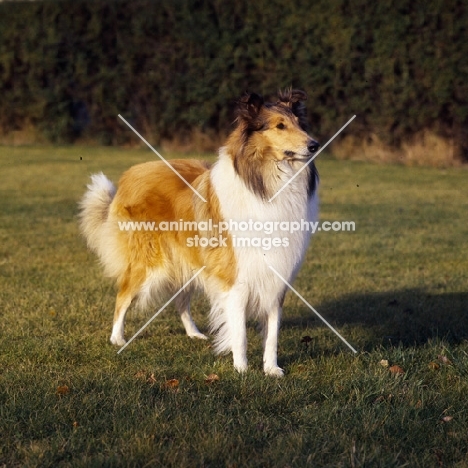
left=1, top=1, right=467, bottom=467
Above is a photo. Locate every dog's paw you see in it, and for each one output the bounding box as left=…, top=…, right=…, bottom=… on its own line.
left=264, top=366, right=284, bottom=378
left=234, top=362, right=248, bottom=374
left=188, top=331, right=209, bottom=340
left=110, top=335, right=127, bottom=346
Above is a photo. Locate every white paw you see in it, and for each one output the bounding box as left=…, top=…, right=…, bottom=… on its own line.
left=264, top=366, right=284, bottom=378
left=234, top=362, right=248, bottom=374
left=110, top=335, right=127, bottom=346
left=188, top=331, right=209, bottom=340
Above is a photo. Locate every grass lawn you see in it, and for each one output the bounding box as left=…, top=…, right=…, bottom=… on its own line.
left=0, top=145, right=467, bottom=467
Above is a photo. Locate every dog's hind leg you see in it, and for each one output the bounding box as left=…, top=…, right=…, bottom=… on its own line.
left=110, top=267, right=143, bottom=346
left=174, top=290, right=208, bottom=340
left=110, top=289, right=133, bottom=346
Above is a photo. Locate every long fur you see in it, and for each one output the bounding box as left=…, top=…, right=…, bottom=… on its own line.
left=79, top=89, right=320, bottom=377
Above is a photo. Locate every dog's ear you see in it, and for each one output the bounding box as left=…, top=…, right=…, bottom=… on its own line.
left=236, top=92, right=264, bottom=130
left=278, top=88, right=309, bottom=131
left=278, top=88, right=307, bottom=106
left=280, top=88, right=307, bottom=105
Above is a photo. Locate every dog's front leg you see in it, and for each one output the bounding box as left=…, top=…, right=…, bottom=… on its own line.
left=263, top=305, right=284, bottom=377
left=228, top=316, right=248, bottom=373
left=225, top=292, right=248, bottom=373
left=209, top=287, right=248, bottom=372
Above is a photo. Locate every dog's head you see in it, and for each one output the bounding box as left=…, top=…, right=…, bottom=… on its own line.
left=229, top=89, right=319, bottom=199
left=235, top=89, right=320, bottom=163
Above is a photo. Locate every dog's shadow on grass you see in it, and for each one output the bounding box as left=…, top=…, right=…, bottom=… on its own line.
left=282, top=288, right=468, bottom=349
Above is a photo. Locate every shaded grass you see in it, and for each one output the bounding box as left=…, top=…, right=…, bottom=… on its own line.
left=0, top=145, right=467, bottom=467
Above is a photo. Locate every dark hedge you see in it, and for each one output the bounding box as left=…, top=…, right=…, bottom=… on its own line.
left=0, top=0, right=466, bottom=157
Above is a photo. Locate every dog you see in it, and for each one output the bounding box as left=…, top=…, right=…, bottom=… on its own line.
left=79, top=89, right=319, bottom=377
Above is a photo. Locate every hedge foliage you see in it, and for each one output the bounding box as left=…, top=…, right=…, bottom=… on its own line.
left=0, top=0, right=466, bottom=156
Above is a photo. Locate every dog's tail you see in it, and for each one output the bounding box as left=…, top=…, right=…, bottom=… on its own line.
left=79, top=173, right=116, bottom=257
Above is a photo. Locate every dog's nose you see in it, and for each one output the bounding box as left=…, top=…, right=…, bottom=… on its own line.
left=308, top=140, right=320, bottom=153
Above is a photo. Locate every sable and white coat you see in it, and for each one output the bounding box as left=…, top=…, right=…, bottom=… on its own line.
left=79, top=89, right=320, bottom=376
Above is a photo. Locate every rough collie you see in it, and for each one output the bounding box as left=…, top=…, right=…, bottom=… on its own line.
left=79, top=89, right=319, bottom=377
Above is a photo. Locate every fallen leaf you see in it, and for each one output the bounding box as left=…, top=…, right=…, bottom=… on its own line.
left=164, top=379, right=179, bottom=389
left=389, top=365, right=404, bottom=375
left=205, top=373, right=220, bottom=384
left=72, top=421, right=79, bottom=427
left=134, top=370, right=147, bottom=380
left=428, top=361, right=440, bottom=370
left=438, top=355, right=452, bottom=365
left=441, top=415, right=453, bottom=423
left=379, top=359, right=389, bottom=368
left=56, top=385, right=70, bottom=395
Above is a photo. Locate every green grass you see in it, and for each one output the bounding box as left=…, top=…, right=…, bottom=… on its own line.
left=1, top=145, right=467, bottom=467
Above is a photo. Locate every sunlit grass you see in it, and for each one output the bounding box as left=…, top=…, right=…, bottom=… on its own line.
left=0, top=145, right=467, bottom=467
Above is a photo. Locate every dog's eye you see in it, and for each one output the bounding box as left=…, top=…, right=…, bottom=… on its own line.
left=276, top=123, right=286, bottom=130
